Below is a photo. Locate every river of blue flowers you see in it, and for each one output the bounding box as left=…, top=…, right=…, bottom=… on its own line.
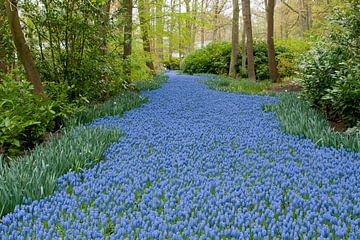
left=1, top=72, right=360, bottom=239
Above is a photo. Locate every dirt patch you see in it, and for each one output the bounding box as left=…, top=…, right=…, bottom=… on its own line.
left=268, top=83, right=302, bottom=93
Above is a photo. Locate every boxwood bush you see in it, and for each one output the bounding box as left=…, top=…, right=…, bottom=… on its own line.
left=299, top=0, right=360, bottom=126
left=181, top=40, right=308, bottom=80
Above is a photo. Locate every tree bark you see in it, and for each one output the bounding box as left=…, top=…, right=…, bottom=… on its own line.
left=265, top=0, right=280, bottom=82
left=100, top=0, right=112, bottom=55
left=5, top=0, right=43, bottom=93
left=156, top=0, right=164, bottom=61
left=241, top=23, right=246, bottom=76
left=123, top=0, right=132, bottom=81
left=241, top=0, right=256, bottom=81
left=229, top=0, right=239, bottom=78
left=138, top=0, right=155, bottom=72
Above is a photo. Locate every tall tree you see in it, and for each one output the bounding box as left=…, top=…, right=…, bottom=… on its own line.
left=229, top=0, right=239, bottom=78
left=241, top=0, right=256, bottom=81
left=123, top=0, right=133, bottom=80
left=156, top=0, right=164, bottom=61
left=138, top=0, right=155, bottom=71
left=265, top=0, right=280, bottom=81
left=100, top=0, right=112, bottom=55
left=241, top=21, right=247, bottom=75
left=5, top=0, right=43, bottom=93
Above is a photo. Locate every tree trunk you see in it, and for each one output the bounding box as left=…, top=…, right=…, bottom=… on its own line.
left=212, top=0, right=219, bottom=41
left=241, top=24, right=246, bottom=76
left=241, top=0, right=256, bottom=81
left=266, top=0, right=280, bottom=82
left=156, top=0, right=164, bottom=61
left=200, top=0, right=205, bottom=47
left=5, top=0, right=43, bottom=93
left=138, top=0, right=155, bottom=72
left=229, top=0, right=239, bottom=78
left=123, top=0, right=132, bottom=81
left=100, top=0, right=112, bottom=55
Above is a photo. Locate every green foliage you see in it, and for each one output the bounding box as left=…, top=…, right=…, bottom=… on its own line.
left=204, top=75, right=271, bottom=95
left=275, top=39, right=310, bottom=78
left=66, top=92, right=147, bottom=127
left=182, top=40, right=306, bottom=80
left=181, top=42, right=231, bottom=75
left=0, top=126, right=122, bottom=217
left=164, top=57, right=180, bottom=70
left=0, top=75, right=56, bottom=155
left=299, top=0, right=360, bottom=126
left=264, top=93, right=360, bottom=152
left=132, top=74, right=168, bottom=91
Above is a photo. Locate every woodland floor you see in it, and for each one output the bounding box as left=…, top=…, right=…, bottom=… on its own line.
left=1, top=72, right=360, bottom=239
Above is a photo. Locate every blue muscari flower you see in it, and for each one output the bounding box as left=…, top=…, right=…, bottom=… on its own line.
left=1, top=71, right=360, bottom=238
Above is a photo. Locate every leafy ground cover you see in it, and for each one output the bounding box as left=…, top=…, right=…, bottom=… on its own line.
left=0, top=75, right=167, bottom=217
left=1, top=72, right=360, bottom=238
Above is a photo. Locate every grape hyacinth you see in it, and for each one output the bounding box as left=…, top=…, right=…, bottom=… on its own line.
left=1, top=72, right=359, bottom=239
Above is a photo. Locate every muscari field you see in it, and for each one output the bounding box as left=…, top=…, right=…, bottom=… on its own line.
left=1, top=72, right=360, bottom=239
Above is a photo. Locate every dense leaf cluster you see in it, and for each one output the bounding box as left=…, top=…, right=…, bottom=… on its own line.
left=299, top=0, right=360, bottom=126
left=180, top=40, right=308, bottom=80
left=1, top=72, right=359, bottom=238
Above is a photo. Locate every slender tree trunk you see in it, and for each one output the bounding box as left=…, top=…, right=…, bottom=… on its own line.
left=100, top=0, right=112, bottom=55
left=241, top=0, right=256, bottom=81
left=229, top=0, right=239, bottom=78
left=123, top=0, right=132, bottom=81
left=265, top=0, right=279, bottom=82
left=156, top=0, right=164, bottom=61
left=168, top=0, right=175, bottom=62
left=191, top=0, right=198, bottom=51
left=138, top=0, right=155, bottom=71
left=212, top=0, right=219, bottom=41
left=241, top=23, right=247, bottom=76
left=5, top=0, right=43, bottom=93
left=200, top=0, right=205, bottom=47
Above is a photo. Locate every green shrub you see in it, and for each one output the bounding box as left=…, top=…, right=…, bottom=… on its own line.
left=181, top=42, right=231, bottom=75
left=264, top=93, right=360, bottom=152
left=0, top=75, right=56, bottom=155
left=299, top=1, right=360, bottom=126
left=182, top=40, right=305, bottom=80
left=164, top=57, right=181, bottom=70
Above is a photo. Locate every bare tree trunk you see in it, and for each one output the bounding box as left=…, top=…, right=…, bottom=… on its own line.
left=168, top=0, right=175, bottom=62
left=100, top=0, right=112, bottom=55
left=184, top=0, right=192, bottom=52
left=156, top=0, right=164, bottom=61
left=212, top=0, right=219, bottom=41
left=123, top=0, right=132, bottom=81
left=5, top=0, right=43, bottom=93
left=200, top=0, right=205, bottom=47
left=138, top=0, right=155, bottom=72
left=241, top=0, right=256, bottom=81
left=191, top=0, right=198, bottom=51
left=229, top=0, right=239, bottom=78
left=265, top=0, right=279, bottom=82
left=241, top=24, right=246, bottom=76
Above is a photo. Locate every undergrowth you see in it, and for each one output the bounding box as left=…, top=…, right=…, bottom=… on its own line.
left=203, top=74, right=272, bottom=95
left=264, top=94, right=359, bottom=152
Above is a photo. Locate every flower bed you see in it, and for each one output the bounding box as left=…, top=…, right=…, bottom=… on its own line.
left=1, top=72, right=359, bottom=239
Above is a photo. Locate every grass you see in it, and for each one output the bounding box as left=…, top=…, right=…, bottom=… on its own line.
left=0, top=75, right=168, bottom=218
left=203, top=74, right=272, bottom=95
left=264, top=93, right=360, bottom=152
